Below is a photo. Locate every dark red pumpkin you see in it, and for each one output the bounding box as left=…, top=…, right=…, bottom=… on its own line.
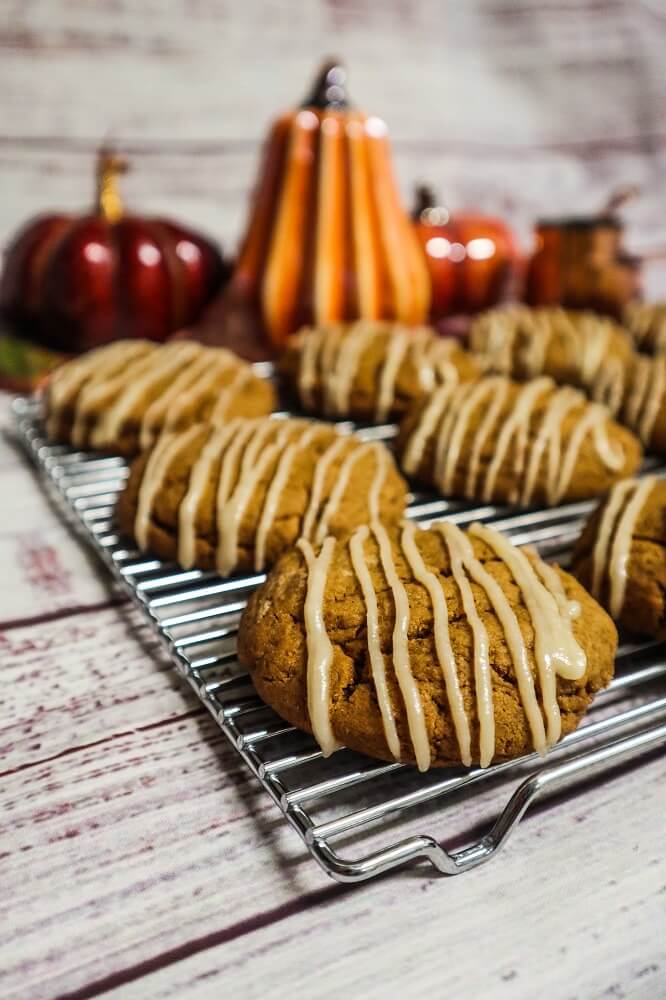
left=412, top=186, right=520, bottom=320
left=0, top=150, right=229, bottom=353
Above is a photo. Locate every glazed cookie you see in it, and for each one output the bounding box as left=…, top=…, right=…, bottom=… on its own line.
left=278, top=320, right=481, bottom=422
left=571, top=476, right=666, bottom=639
left=45, top=339, right=276, bottom=455
left=624, top=301, right=666, bottom=356
left=469, top=305, right=633, bottom=414
left=238, top=519, right=616, bottom=769
left=116, top=417, right=407, bottom=576
left=396, top=375, right=642, bottom=507
left=619, top=355, right=666, bottom=455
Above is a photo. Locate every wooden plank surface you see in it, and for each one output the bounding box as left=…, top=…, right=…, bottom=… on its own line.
left=2, top=2, right=666, bottom=997
left=1, top=393, right=665, bottom=1000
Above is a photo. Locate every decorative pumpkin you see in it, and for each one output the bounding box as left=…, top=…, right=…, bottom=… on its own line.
left=525, top=191, right=642, bottom=318
left=0, top=150, right=228, bottom=354
left=231, top=60, right=430, bottom=347
left=412, top=185, right=520, bottom=320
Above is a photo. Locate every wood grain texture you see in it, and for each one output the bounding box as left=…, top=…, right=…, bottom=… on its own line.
left=1, top=4, right=666, bottom=997
left=0, top=0, right=665, bottom=292
left=1, top=379, right=665, bottom=999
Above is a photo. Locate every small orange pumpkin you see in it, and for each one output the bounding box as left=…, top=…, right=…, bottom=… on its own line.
left=412, top=185, right=520, bottom=320
left=231, top=60, right=430, bottom=347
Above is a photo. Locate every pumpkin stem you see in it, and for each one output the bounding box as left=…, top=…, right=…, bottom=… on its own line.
left=302, top=58, right=348, bottom=109
left=96, top=148, right=128, bottom=223
left=413, top=184, right=438, bottom=219
left=602, top=185, right=640, bottom=217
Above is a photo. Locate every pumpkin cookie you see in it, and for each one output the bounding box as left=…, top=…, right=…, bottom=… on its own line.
left=45, top=339, right=276, bottom=455
left=278, top=320, right=481, bottom=422
left=571, top=476, right=666, bottom=639
left=624, top=301, right=666, bottom=356
left=238, top=520, right=616, bottom=769
left=469, top=305, right=633, bottom=414
left=396, top=375, right=641, bottom=507
left=619, top=355, right=666, bottom=455
left=116, top=417, right=407, bottom=576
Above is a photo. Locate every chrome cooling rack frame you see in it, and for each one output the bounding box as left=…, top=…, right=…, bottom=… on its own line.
left=11, top=394, right=666, bottom=883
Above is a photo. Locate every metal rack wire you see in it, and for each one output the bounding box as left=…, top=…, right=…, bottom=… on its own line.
left=11, top=394, right=666, bottom=883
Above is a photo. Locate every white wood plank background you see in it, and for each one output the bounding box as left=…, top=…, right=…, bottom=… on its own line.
left=1, top=2, right=666, bottom=997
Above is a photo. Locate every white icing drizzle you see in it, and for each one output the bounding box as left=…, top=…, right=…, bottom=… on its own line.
left=161, top=351, right=240, bottom=437
left=372, top=520, right=431, bottom=772
left=529, top=550, right=582, bottom=633
left=48, top=340, right=153, bottom=439
left=472, top=307, right=628, bottom=410
left=216, top=421, right=292, bottom=576
left=348, top=525, right=401, bottom=759
left=437, top=380, right=497, bottom=495
left=208, top=366, right=255, bottom=425
left=437, top=522, right=497, bottom=765
left=297, top=518, right=591, bottom=768
left=623, top=356, right=666, bottom=446
left=590, top=479, right=636, bottom=602
left=294, top=322, right=465, bottom=420
left=366, top=443, right=390, bottom=523
left=253, top=423, right=320, bottom=570
left=403, top=376, right=626, bottom=506
left=482, top=378, right=553, bottom=502
left=556, top=403, right=625, bottom=504
left=445, top=523, right=552, bottom=757
left=375, top=329, right=409, bottom=422
left=140, top=348, right=222, bottom=450
left=465, top=376, right=510, bottom=497
left=591, top=476, right=657, bottom=618
left=134, top=425, right=203, bottom=550
left=49, top=339, right=261, bottom=451
left=297, top=537, right=340, bottom=757
left=134, top=416, right=398, bottom=581
left=90, top=342, right=201, bottom=448
left=300, top=434, right=350, bottom=541
left=314, top=441, right=388, bottom=545
left=177, top=420, right=242, bottom=569
left=324, top=321, right=378, bottom=416
left=400, top=383, right=455, bottom=476
left=401, top=521, right=472, bottom=765
left=470, top=522, right=586, bottom=746
left=297, top=326, right=327, bottom=410
left=522, top=387, right=581, bottom=506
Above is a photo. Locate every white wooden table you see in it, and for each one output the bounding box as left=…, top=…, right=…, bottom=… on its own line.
left=1, top=389, right=665, bottom=999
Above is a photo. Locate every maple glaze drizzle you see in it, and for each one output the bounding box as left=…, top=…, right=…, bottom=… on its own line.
left=470, top=306, right=629, bottom=414
left=295, top=322, right=466, bottom=420
left=46, top=339, right=265, bottom=449
left=622, top=356, right=666, bottom=447
left=298, top=519, right=586, bottom=769
left=590, top=475, right=657, bottom=618
left=134, top=417, right=397, bottom=578
left=402, top=376, right=626, bottom=505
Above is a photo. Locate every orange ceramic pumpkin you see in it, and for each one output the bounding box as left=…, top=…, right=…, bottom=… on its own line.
left=412, top=186, right=520, bottom=320
left=232, top=61, right=430, bottom=347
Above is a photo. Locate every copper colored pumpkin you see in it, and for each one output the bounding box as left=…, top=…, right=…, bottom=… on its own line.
left=412, top=185, right=520, bottom=320
left=231, top=61, right=430, bottom=348
left=0, top=151, right=228, bottom=353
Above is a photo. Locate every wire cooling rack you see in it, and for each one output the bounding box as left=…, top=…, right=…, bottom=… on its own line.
left=11, top=394, right=666, bottom=883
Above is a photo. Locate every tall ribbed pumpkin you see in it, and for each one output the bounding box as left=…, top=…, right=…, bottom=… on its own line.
left=231, top=61, right=431, bottom=347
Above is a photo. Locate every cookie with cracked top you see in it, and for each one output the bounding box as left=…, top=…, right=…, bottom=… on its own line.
left=238, top=520, right=616, bottom=769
